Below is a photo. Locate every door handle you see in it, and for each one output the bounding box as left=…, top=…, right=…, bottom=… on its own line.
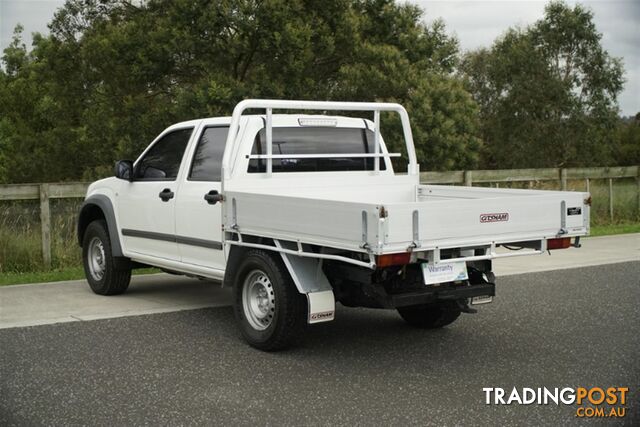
left=204, top=190, right=223, bottom=205
left=159, top=188, right=174, bottom=202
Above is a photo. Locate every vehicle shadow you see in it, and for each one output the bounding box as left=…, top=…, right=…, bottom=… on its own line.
left=203, top=304, right=495, bottom=369
left=117, top=274, right=232, bottom=307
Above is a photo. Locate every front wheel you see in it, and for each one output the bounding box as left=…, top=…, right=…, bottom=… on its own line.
left=397, top=301, right=461, bottom=329
left=82, top=220, right=131, bottom=295
left=233, top=250, right=307, bottom=351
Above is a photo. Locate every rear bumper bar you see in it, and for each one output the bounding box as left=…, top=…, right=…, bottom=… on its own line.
left=390, top=283, right=495, bottom=308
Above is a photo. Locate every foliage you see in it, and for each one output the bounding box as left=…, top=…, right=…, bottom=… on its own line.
left=0, top=0, right=632, bottom=180
left=460, top=1, right=625, bottom=169
left=611, top=114, right=640, bottom=166
left=0, top=0, right=482, bottom=182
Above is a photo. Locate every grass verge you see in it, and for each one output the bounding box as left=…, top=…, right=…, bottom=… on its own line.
left=0, top=267, right=160, bottom=287
left=589, top=223, right=640, bottom=237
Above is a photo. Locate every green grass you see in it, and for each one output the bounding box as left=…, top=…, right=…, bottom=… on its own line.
left=0, top=266, right=85, bottom=286
left=589, top=223, right=640, bottom=237
left=0, top=267, right=161, bottom=286
left=0, top=200, right=82, bottom=273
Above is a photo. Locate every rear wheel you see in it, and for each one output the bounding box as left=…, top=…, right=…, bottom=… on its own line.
left=233, top=250, right=306, bottom=351
left=82, top=220, right=131, bottom=295
left=397, top=301, right=461, bottom=329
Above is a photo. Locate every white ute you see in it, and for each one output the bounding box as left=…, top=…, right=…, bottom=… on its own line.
left=78, top=99, right=590, bottom=350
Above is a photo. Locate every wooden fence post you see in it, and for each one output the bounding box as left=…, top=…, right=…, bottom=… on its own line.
left=463, top=170, right=473, bottom=187
left=637, top=171, right=640, bottom=218
left=560, top=168, right=567, bottom=191
left=608, top=178, right=614, bottom=222
left=39, top=184, right=51, bottom=269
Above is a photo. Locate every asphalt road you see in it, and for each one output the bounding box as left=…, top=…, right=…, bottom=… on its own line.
left=1, top=262, right=638, bottom=426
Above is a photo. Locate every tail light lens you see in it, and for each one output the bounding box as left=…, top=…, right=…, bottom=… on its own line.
left=376, top=252, right=411, bottom=268
left=547, top=237, right=571, bottom=250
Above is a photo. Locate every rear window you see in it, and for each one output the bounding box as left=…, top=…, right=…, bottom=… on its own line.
left=247, top=127, right=386, bottom=173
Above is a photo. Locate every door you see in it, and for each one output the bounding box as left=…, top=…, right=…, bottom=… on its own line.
left=175, top=125, right=229, bottom=270
left=118, top=127, right=193, bottom=261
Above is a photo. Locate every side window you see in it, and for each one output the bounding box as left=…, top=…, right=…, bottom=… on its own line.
left=136, top=128, right=193, bottom=180
left=189, top=126, right=230, bottom=181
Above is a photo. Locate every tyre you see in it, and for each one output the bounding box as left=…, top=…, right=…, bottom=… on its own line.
left=82, top=219, right=131, bottom=295
left=233, top=249, right=307, bottom=351
left=397, top=300, right=461, bottom=329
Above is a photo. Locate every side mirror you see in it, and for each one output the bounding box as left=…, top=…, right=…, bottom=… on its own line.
left=115, top=160, right=134, bottom=181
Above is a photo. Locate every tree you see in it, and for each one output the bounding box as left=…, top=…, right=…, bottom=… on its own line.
left=612, top=114, right=640, bottom=166
left=0, top=0, right=481, bottom=183
left=460, top=1, right=624, bottom=169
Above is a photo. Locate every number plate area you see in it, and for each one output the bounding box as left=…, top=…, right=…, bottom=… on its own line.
left=421, top=261, right=468, bottom=285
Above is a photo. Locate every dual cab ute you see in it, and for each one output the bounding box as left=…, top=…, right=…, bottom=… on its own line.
left=78, top=100, right=590, bottom=350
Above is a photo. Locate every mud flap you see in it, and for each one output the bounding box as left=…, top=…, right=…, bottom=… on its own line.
left=279, top=252, right=335, bottom=324
left=306, top=290, right=335, bottom=323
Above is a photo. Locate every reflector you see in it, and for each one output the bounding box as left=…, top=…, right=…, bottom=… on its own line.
left=547, top=237, right=571, bottom=250
left=376, top=252, right=411, bottom=268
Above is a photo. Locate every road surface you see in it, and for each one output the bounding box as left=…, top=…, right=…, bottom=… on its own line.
left=1, top=262, right=638, bottom=425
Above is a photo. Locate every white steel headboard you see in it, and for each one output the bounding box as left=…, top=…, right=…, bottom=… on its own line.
left=220, top=99, right=419, bottom=180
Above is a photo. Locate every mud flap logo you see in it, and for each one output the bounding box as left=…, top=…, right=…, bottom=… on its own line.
left=480, top=213, right=509, bottom=223
left=309, top=311, right=334, bottom=322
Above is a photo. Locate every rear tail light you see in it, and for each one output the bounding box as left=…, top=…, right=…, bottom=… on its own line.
left=376, top=252, right=411, bottom=268
left=547, top=237, right=571, bottom=250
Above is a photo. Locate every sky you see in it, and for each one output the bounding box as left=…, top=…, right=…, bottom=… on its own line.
left=414, top=0, right=639, bottom=116
left=0, top=0, right=638, bottom=115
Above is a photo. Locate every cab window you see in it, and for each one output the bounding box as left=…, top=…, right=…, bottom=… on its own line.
left=136, top=128, right=193, bottom=180
left=189, top=126, right=230, bottom=181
